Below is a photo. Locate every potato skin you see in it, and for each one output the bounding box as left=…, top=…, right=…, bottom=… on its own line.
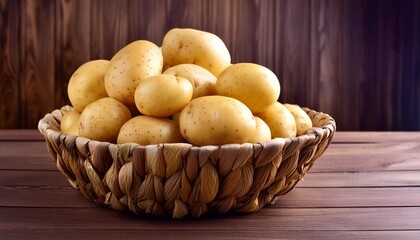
left=256, top=102, right=296, bottom=138
left=216, top=63, right=280, bottom=113
left=117, top=116, right=185, bottom=145
left=284, top=104, right=313, bottom=136
left=134, top=74, right=193, bottom=117
left=79, top=97, right=131, bottom=143
left=248, top=116, right=271, bottom=143
left=67, top=60, right=109, bottom=112
left=179, top=96, right=256, bottom=146
left=60, top=111, right=80, bottom=136
left=104, top=40, right=163, bottom=107
left=162, top=28, right=231, bottom=77
left=163, top=64, right=217, bottom=99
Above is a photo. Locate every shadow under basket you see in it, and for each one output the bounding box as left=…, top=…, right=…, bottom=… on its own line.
left=38, top=105, right=336, bottom=219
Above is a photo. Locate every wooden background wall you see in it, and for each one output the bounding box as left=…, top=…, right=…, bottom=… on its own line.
left=1, top=0, right=419, bottom=130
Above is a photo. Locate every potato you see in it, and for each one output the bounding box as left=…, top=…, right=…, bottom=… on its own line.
left=67, top=60, right=109, bottom=112
left=79, top=97, right=131, bottom=142
left=248, top=117, right=271, bottom=143
left=179, top=96, right=256, bottom=146
left=163, top=64, right=217, bottom=99
left=256, top=102, right=296, bottom=138
left=171, top=111, right=181, bottom=125
left=105, top=40, right=163, bottom=107
left=284, top=104, right=313, bottom=136
left=134, top=74, right=193, bottom=117
left=60, top=111, right=80, bottom=136
left=216, top=63, right=280, bottom=113
left=161, top=28, right=231, bottom=77
left=117, top=116, right=184, bottom=145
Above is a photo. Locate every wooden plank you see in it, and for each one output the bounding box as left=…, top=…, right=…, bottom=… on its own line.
left=393, top=0, right=420, bottom=130
left=0, top=186, right=95, bottom=208
left=273, top=187, right=420, bottom=208
left=0, top=156, right=56, bottom=171
left=2, top=185, right=418, bottom=209
left=312, top=153, right=420, bottom=172
left=90, top=0, right=129, bottom=60
left=126, top=0, right=167, bottom=44
left=0, top=129, right=44, bottom=141
left=1, top=229, right=419, bottom=240
left=0, top=141, right=55, bottom=171
left=55, top=0, right=92, bottom=107
left=20, top=0, right=57, bottom=128
left=0, top=170, right=68, bottom=187
left=278, top=0, right=311, bottom=107
left=309, top=0, right=346, bottom=127
left=299, top=171, right=420, bottom=188
left=332, top=131, right=420, bottom=143
left=311, top=142, right=420, bottom=172
left=0, top=0, right=22, bottom=128
left=1, top=207, right=419, bottom=231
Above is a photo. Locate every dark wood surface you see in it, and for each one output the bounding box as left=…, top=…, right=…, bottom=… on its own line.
left=1, top=0, right=420, bottom=130
left=1, top=130, right=419, bottom=240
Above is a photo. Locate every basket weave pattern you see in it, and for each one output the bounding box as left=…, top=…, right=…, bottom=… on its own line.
left=38, top=105, right=336, bottom=218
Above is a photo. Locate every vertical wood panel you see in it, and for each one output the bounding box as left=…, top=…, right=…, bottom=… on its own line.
left=20, top=0, right=56, bottom=128
left=90, top=0, right=129, bottom=60
left=127, top=0, right=168, bottom=45
left=55, top=0, right=92, bottom=106
left=371, top=0, right=400, bottom=131
left=395, top=0, right=420, bottom=130
left=341, top=0, right=365, bottom=130
left=0, top=0, right=21, bottom=128
left=358, top=0, right=391, bottom=131
left=314, top=0, right=348, bottom=129
left=229, top=0, right=260, bottom=63
left=279, top=0, right=311, bottom=107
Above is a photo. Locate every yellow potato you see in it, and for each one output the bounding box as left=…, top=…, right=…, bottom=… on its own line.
left=134, top=74, right=193, bottom=117
left=248, top=117, right=271, bottom=143
left=163, top=64, right=217, bottom=99
left=117, top=116, right=185, bottom=145
left=171, top=111, right=181, bottom=125
left=284, top=104, right=313, bottom=136
left=179, top=96, right=256, bottom=146
left=256, top=102, right=296, bottom=138
left=79, top=97, right=131, bottom=142
left=67, top=60, right=109, bottom=112
left=105, top=40, right=163, bottom=107
left=161, top=28, right=231, bottom=77
left=60, top=111, right=80, bottom=136
left=216, top=63, right=280, bottom=113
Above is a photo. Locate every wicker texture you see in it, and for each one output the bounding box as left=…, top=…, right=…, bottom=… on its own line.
left=38, top=105, right=336, bottom=218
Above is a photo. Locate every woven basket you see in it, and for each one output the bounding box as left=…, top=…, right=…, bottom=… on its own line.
left=38, top=105, right=336, bottom=218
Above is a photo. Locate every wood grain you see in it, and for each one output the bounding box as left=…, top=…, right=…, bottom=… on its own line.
left=90, top=0, right=129, bottom=60
left=55, top=0, right=92, bottom=106
left=1, top=207, right=420, bottom=231
left=0, top=0, right=21, bottom=128
left=2, top=186, right=419, bottom=209
left=1, top=229, right=419, bottom=240
left=1, top=0, right=420, bottom=130
left=20, top=0, right=56, bottom=128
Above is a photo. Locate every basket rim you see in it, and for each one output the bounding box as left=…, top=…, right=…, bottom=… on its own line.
left=38, top=105, right=336, bottom=149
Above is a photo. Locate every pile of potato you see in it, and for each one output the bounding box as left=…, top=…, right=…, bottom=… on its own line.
left=61, top=28, right=312, bottom=146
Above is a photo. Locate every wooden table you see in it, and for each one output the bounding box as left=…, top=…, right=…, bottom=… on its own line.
left=1, top=130, right=419, bottom=239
